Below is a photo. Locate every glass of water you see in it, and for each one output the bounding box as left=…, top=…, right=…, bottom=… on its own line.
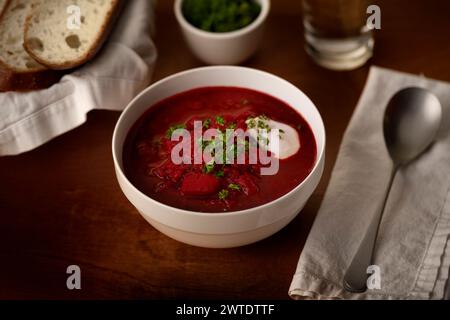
left=302, top=0, right=374, bottom=70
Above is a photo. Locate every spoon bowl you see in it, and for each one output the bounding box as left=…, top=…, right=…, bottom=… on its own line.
left=384, top=87, right=442, bottom=165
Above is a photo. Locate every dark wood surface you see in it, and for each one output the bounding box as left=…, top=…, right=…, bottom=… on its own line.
left=1, top=0, right=449, bottom=299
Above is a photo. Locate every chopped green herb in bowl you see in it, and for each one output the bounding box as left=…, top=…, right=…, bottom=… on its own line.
left=182, top=0, right=262, bottom=33
left=175, top=0, right=269, bottom=64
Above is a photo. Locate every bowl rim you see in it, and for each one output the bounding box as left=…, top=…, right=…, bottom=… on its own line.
left=174, top=0, right=271, bottom=39
left=112, top=66, right=326, bottom=218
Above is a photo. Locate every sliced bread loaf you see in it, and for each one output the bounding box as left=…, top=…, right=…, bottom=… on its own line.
left=0, top=0, right=61, bottom=92
left=24, top=0, right=123, bottom=70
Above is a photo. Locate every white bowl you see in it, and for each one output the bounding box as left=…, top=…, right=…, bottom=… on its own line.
left=174, top=0, right=270, bottom=65
left=112, top=66, right=325, bottom=248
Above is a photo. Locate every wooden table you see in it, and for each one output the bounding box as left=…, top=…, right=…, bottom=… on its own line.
left=1, top=0, right=449, bottom=299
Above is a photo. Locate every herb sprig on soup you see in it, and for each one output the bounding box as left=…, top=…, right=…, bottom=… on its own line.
left=123, top=87, right=316, bottom=212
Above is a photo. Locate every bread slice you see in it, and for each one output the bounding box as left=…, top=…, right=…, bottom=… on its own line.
left=0, top=0, right=61, bottom=92
left=24, top=0, right=123, bottom=70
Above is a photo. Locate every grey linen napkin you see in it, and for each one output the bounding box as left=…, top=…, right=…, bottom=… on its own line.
left=289, top=66, right=450, bottom=299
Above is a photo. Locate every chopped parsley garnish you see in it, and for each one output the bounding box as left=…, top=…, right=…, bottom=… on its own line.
left=257, top=120, right=270, bottom=130
left=228, top=183, right=241, bottom=191
left=218, top=189, right=229, bottom=200
left=203, top=161, right=215, bottom=174
left=166, top=124, right=185, bottom=138
left=215, top=116, right=225, bottom=126
left=246, top=116, right=273, bottom=145
left=203, top=118, right=211, bottom=129
left=247, top=116, right=270, bottom=130
left=215, top=170, right=225, bottom=177
left=247, top=118, right=256, bottom=129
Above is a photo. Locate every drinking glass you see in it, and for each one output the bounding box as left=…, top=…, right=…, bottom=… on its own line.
left=302, top=0, right=374, bottom=70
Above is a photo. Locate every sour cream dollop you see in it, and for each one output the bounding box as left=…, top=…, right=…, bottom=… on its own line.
left=246, top=116, right=300, bottom=159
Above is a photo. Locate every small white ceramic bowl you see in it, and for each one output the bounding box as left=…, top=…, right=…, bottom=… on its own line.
left=174, top=0, right=270, bottom=65
left=112, top=66, right=325, bottom=248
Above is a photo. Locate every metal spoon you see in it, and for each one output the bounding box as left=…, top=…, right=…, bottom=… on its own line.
left=343, top=87, right=442, bottom=293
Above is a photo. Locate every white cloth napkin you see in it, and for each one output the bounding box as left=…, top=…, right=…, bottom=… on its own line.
left=289, top=66, right=450, bottom=300
left=0, top=0, right=157, bottom=156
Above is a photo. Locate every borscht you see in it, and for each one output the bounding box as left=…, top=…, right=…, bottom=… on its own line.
left=123, top=87, right=316, bottom=212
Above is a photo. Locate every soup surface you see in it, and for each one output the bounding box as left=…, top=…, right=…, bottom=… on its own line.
left=123, top=87, right=317, bottom=212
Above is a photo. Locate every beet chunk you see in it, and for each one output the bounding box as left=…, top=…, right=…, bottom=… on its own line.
left=181, top=173, right=220, bottom=196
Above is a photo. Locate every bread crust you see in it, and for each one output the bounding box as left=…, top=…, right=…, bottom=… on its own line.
left=0, top=0, right=10, bottom=19
left=0, top=60, right=63, bottom=92
left=0, top=0, right=62, bottom=92
left=23, top=0, right=124, bottom=71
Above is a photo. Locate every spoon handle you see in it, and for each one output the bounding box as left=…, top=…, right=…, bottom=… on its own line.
left=343, top=168, right=397, bottom=293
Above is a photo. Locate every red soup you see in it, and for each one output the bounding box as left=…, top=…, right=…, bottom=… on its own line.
left=123, top=87, right=317, bottom=213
